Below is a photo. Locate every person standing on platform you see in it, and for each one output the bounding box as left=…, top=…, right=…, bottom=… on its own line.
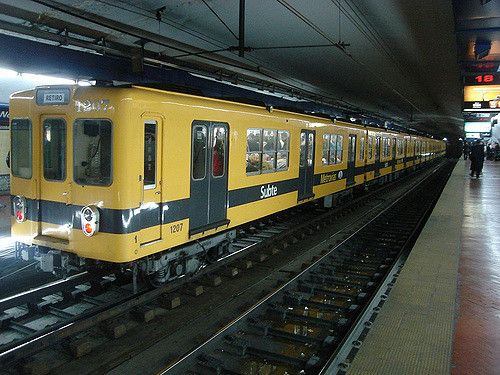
left=469, top=140, right=485, bottom=178
left=463, top=142, right=469, bottom=160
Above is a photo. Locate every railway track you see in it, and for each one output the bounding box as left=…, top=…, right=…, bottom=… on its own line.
left=0, top=161, right=449, bottom=372
left=159, top=162, right=453, bottom=375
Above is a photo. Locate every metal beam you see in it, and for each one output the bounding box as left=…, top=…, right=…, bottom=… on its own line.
left=239, top=0, right=245, bottom=57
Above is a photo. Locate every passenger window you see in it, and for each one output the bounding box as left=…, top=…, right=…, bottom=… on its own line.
left=11, top=119, right=32, bottom=179
left=43, top=118, right=66, bottom=181
left=329, top=135, right=337, bottom=164
left=277, top=130, right=289, bottom=171
left=359, top=137, right=365, bottom=160
left=336, top=135, right=343, bottom=163
left=247, top=128, right=289, bottom=174
left=322, top=134, right=330, bottom=165
left=368, top=136, right=373, bottom=159
left=212, top=126, right=226, bottom=177
left=246, top=128, right=262, bottom=174
left=262, top=129, right=277, bottom=172
left=192, top=125, right=207, bottom=180
left=144, top=122, right=156, bottom=188
left=73, top=119, right=112, bottom=186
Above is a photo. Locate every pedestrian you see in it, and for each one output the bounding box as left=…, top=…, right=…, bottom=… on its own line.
left=463, top=142, right=469, bottom=160
left=469, top=139, right=485, bottom=178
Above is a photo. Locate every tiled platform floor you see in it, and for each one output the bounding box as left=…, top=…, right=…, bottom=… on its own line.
left=347, top=160, right=500, bottom=375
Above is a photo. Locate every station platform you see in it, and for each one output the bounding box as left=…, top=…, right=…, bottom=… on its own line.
left=347, top=159, right=500, bottom=375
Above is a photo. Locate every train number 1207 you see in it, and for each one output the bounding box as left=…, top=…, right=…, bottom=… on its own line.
left=170, top=223, right=183, bottom=234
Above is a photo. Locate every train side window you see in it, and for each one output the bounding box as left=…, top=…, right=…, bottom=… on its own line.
left=328, top=134, right=337, bottom=164
left=277, top=130, right=289, bottom=171
left=322, top=134, right=330, bottom=165
left=246, top=128, right=262, bottom=174
left=192, top=125, right=207, bottom=180
left=74, top=119, right=112, bottom=186
left=336, top=135, right=343, bottom=163
left=262, top=129, right=277, bottom=172
left=359, top=137, right=365, bottom=160
left=212, top=126, right=226, bottom=177
left=43, top=118, right=66, bottom=181
left=368, top=136, right=373, bottom=159
left=11, top=119, right=32, bottom=179
left=144, top=121, right=156, bottom=188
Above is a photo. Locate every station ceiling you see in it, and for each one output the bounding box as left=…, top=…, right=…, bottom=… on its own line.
left=0, top=0, right=498, bottom=139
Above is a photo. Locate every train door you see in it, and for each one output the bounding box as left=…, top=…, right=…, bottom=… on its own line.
left=346, top=134, right=356, bottom=186
left=189, top=121, right=229, bottom=235
left=140, top=118, right=163, bottom=245
left=39, top=116, right=71, bottom=240
left=375, top=136, right=381, bottom=177
left=298, top=130, right=315, bottom=201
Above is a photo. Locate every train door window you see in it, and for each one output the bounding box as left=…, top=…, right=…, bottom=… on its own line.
left=307, top=132, right=314, bottom=166
left=262, top=129, right=277, bottom=172
left=336, top=135, right=343, bottom=163
left=73, top=119, right=112, bottom=186
left=348, top=136, right=356, bottom=163
left=277, top=130, right=289, bottom=171
left=368, top=136, right=373, bottom=159
left=11, top=119, right=32, bottom=179
left=246, top=128, right=262, bottom=174
left=144, top=121, right=156, bottom=188
left=212, top=126, right=226, bottom=177
left=359, top=137, right=365, bottom=160
left=43, top=118, right=66, bottom=181
left=375, top=137, right=381, bottom=159
left=192, top=125, right=207, bottom=180
left=300, top=131, right=306, bottom=168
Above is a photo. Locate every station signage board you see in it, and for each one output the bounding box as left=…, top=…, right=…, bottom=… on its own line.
left=463, top=85, right=500, bottom=111
left=464, top=73, right=500, bottom=85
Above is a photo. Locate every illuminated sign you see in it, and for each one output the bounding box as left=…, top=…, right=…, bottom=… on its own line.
left=464, top=74, right=500, bottom=85
left=464, top=62, right=500, bottom=72
left=464, top=85, right=500, bottom=110
left=464, top=122, right=491, bottom=133
left=466, top=132, right=481, bottom=139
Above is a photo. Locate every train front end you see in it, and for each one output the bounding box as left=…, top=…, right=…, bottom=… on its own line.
left=10, top=85, right=138, bottom=275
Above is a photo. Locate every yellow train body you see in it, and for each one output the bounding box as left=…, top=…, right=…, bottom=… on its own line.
left=10, top=85, right=446, bottom=270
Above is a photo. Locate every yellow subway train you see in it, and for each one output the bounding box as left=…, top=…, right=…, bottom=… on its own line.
left=10, top=85, right=445, bottom=282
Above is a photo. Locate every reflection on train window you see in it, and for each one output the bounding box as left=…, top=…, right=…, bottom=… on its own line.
left=192, top=125, right=207, bottom=180
left=246, top=128, right=289, bottom=175
left=212, top=126, right=225, bottom=177
left=11, top=119, right=32, bottom=179
left=73, top=119, right=112, bottom=186
left=43, top=118, right=66, bottom=181
left=144, top=121, right=156, bottom=188
left=368, top=136, right=373, bottom=159
left=359, top=137, right=365, bottom=160
left=322, top=134, right=343, bottom=165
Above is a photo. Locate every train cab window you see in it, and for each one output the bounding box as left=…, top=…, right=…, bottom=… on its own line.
left=73, top=119, right=112, bottom=186
left=144, top=122, right=156, bottom=188
left=359, top=137, right=365, bottom=160
left=192, top=125, right=208, bottom=180
left=11, top=119, right=32, bottom=179
left=368, top=136, right=373, bottom=159
left=43, top=118, right=66, bottom=181
left=212, top=126, right=226, bottom=177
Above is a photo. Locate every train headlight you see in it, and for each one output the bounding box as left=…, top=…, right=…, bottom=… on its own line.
left=81, top=205, right=100, bottom=237
left=13, top=195, right=27, bottom=223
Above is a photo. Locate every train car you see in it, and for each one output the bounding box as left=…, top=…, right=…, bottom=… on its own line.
left=10, top=85, right=444, bottom=283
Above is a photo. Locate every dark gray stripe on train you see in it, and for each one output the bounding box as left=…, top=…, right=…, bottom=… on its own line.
left=227, top=178, right=299, bottom=208
left=12, top=196, right=191, bottom=235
